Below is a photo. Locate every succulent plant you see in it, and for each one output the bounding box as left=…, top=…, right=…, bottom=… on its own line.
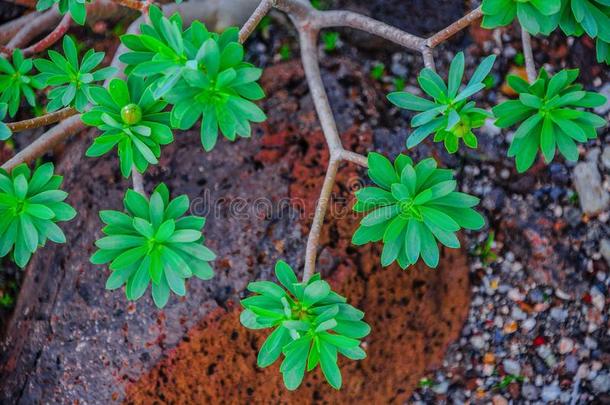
left=352, top=153, right=484, bottom=269
left=91, top=184, right=216, bottom=308
left=0, top=163, right=76, bottom=268
left=240, top=260, right=369, bottom=390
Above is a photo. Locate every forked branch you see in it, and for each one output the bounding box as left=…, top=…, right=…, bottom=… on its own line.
left=0, top=0, right=521, bottom=282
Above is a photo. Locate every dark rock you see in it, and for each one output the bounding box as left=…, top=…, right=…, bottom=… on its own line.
left=0, top=60, right=471, bottom=404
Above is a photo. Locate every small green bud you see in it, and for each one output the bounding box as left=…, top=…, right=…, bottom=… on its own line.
left=120, top=103, right=142, bottom=125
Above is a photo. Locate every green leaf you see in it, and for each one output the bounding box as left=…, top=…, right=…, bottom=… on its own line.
left=447, top=52, right=465, bottom=98
left=258, top=326, right=290, bottom=367
left=319, top=342, right=342, bottom=389
left=303, top=280, right=331, bottom=307
left=387, top=92, right=437, bottom=111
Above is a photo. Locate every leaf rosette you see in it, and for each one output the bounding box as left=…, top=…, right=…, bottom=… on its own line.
left=0, top=163, right=76, bottom=268
left=91, top=184, right=216, bottom=308
left=0, top=49, right=43, bottom=117
left=352, top=153, right=485, bottom=269
left=493, top=68, right=607, bottom=172
left=240, top=260, right=369, bottom=390
left=388, top=52, right=495, bottom=153
left=82, top=76, right=173, bottom=178
left=34, top=36, right=116, bottom=112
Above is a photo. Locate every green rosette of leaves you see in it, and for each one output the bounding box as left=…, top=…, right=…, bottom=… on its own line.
left=481, top=0, right=562, bottom=35
left=240, top=260, right=370, bottom=390
left=36, top=0, right=90, bottom=25
left=0, top=163, right=76, bottom=268
left=163, top=36, right=267, bottom=151
left=118, top=5, right=266, bottom=151
left=82, top=76, right=173, bottom=178
left=352, top=153, right=484, bottom=269
left=558, top=0, right=610, bottom=64
left=0, top=49, right=43, bottom=117
left=388, top=52, right=496, bottom=153
left=90, top=184, right=216, bottom=308
left=34, top=36, right=116, bottom=112
left=493, top=68, right=607, bottom=172
left=119, top=6, right=194, bottom=94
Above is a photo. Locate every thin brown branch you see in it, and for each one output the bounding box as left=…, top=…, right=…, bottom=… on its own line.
left=21, top=14, right=71, bottom=56
left=422, top=47, right=436, bottom=71
left=7, top=107, right=77, bottom=132
left=297, top=26, right=342, bottom=152
left=303, top=158, right=340, bottom=282
left=0, top=12, right=40, bottom=44
left=131, top=166, right=146, bottom=195
left=1, top=115, right=85, bottom=171
left=313, top=10, right=425, bottom=51
left=239, top=0, right=273, bottom=43
left=427, top=6, right=483, bottom=48
left=339, top=150, right=368, bottom=167
left=111, top=0, right=145, bottom=11
left=6, top=8, right=61, bottom=50
left=521, top=26, right=536, bottom=83
left=4, top=0, right=38, bottom=8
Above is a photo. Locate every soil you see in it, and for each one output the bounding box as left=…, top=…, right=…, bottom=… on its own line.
left=0, top=59, right=470, bottom=403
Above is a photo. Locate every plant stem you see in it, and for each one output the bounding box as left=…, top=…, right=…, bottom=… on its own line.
left=339, top=150, right=368, bottom=167
left=427, top=6, right=483, bottom=48
left=422, top=47, right=436, bottom=71
left=111, top=0, right=145, bottom=11
left=131, top=166, right=146, bottom=195
left=303, top=158, right=340, bottom=282
left=6, top=8, right=61, bottom=50
left=297, top=26, right=342, bottom=152
left=7, top=108, right=78, bottom=132
left=239, top=0, right=273, bottom=43
left=0, top=12, right=40, bottom=44
left=521, top=26, right=537, bottom=83
left=313, top=9, right=425, bottom=51
left=21, top=14, right=71, bottom=56
left=1, top=115, right=85, bottom=171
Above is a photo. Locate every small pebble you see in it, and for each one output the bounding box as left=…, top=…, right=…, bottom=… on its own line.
left=541, top=383, right=561, bottom=402
left=558, top=337, right=574, bottom=354
left=502, top=359, right=521, bottom=375
left=592, top=373, right=610, bottom=394
left=471, top=335, right=486, bottom=350
left=522, top=383, right=539, bottom=400
left=521, top=318, right=536, bottom=332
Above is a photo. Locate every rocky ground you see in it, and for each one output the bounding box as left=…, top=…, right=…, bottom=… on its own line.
left=248, top=1, right=610, bottom=403
left=0, top=0, right=609, bottom=403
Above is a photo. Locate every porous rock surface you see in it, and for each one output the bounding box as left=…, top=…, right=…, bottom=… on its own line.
left=0, top=60, right=470, bottom=403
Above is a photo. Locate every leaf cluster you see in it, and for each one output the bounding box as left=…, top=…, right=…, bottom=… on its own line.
left=82, top=76, right=173, bottom=177
left=90, top=183, right=216, bottom=308
left=0, top=163, right=76, bottom=268
left=482, top=0, right=610, bottom=63
left=352, top=153, right=484, bottom=269
left=35, top=36, right=116, bottom=112
left=36, top=0, right=90, bottom=25
left=240, top=260, right=369, bottom=390
left=0, top=49, right=43, bottom=117
left=118, top=6, right=266, bottom=151
left=559, top=0, right=610, bottom=64
left=482, top=0, right=562, bottom=35
left=493, top=68, right=607, bottom=172
left=388, top=52, right=496, bottom=153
